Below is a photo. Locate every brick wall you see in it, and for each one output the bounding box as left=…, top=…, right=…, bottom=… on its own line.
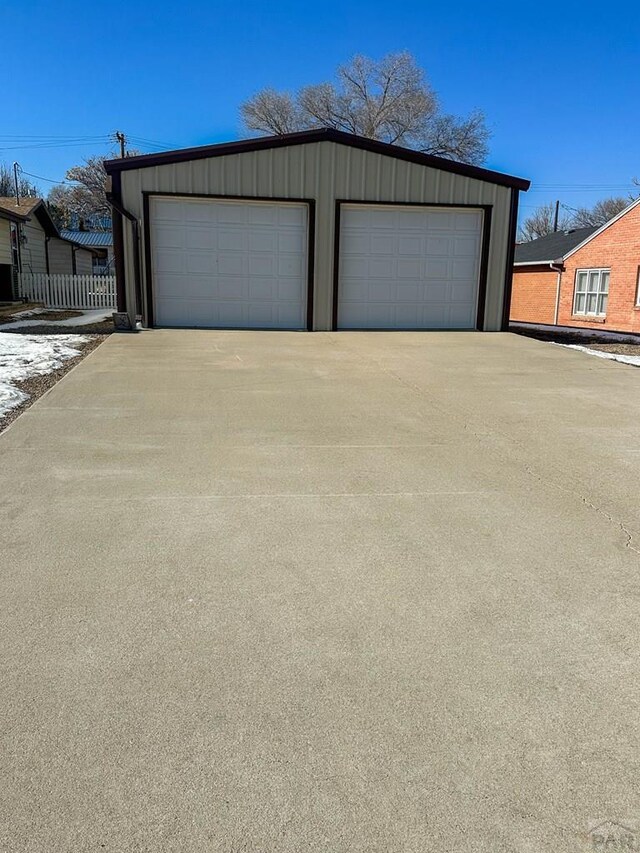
left=510, top=266, right=558, bottom=324
left=557, top=202, right=640, bottom=333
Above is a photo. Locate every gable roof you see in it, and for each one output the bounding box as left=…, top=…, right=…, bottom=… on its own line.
left=0, top=196, right=62, bottom=238
left=514, top=227, right=597, bottom=265
left=514, top=195, right=640, bottom=266
left=104, top=127, right=530, bottom=191
left=60, top=229, right=113, bottom=248
left=561, top=195, right=640, bottom=261
left=0, top=196, right=38, bottom=222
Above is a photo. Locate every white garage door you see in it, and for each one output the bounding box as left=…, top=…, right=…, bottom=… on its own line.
left=150, top=197, right=308, bottom=329
left=337, top=205, right=483, bottom=329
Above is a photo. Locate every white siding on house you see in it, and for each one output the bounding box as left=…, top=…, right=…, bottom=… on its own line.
left=48, top=237, right=74, bottom=274
left=74, top=248, right=94, bottom=275
left=118, top=139, right=516, bottom=331
left=0, top=219, right=12, bottom=266
left=21, top=220, right=47, bottom=274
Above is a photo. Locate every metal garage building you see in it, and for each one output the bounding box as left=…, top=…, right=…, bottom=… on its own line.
left=104, top=128, right=529, bottom=331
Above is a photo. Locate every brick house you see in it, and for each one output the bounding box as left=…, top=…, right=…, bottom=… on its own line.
left=510, top=197, right=640, bottom=334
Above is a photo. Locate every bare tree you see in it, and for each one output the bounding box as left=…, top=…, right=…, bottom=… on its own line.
left=47, top=151, right=140, bottom=229
left=570, top=196, right=630, bottom=228
left=241, top=52, right=490, bottom=164
left=0, top=163, right=38, bottom=198
left=518, top=203, right=571, bottom=242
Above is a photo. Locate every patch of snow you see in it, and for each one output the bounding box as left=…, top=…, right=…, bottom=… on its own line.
left=558, top=343, right=640, bottom=367
left=0, top=309, right=111, bottom=330
left=0, top=333, right=88, bottom=418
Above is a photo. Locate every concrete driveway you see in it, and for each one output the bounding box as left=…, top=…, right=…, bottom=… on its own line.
left=1, top=330, right=639, bottom=852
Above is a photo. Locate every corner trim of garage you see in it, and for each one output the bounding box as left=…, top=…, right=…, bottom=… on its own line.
left=141, top=192, right=316, bottom=330
left=110, top=171, right=127, bottom=314
left=501, top=189, right=520, bottom=331
left=331, top=200, right=493, bottom=332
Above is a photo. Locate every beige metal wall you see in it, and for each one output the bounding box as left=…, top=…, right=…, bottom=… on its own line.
left=119, top=140, right=514, bottom=331
left=0, top=220, right=12, bottom=266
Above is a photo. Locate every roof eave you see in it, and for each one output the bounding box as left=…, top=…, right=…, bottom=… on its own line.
left=561, top=196, right=640, bottom=261
left=104, top=128, right=530, bottom=191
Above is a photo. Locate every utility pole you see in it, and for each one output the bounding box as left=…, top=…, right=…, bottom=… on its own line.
left=553, top=199, right=560, bottom=232
left=12, top=162, right=20, bottom=205
left=115, top=131, right=126, bottom=158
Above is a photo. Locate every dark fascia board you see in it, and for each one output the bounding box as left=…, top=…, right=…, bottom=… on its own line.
left=104, top=128, right=531, bottom=191
left=0, top=206, right=29, bottom=223
left=30, top=201, right=62, bottom=238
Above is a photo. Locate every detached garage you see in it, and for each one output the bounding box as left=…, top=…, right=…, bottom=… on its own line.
left=104, top=128, right=529, bottom=331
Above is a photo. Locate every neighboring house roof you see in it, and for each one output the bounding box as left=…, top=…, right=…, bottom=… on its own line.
left=0, top=197, right=98, bottom=254
left=515, top=196, right=640, bottom=267
left=0, top=196, right=60, bottom=238
left=514, top=227, right=597, bottom=265
left=60, top=229, right=112, bottom=248
left=0, top=197, right=36, bottom=223
left=104, top=127, right=531, bottom=191
left=561, top=195, right=640, bottom=261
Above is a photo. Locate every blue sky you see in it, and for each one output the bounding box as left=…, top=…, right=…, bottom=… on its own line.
left=3, top=0, right=639, bottom=219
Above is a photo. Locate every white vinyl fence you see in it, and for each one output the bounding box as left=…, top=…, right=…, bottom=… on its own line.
left=18, top=273, right=116, bottom=310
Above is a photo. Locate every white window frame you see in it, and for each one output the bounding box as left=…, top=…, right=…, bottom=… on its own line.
left=573, top=268, right=610, bottom=317
left=636, top=266, right=640, bottom=307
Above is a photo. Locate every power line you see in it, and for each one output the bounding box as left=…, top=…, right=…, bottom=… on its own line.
left=17, top=168, right=77, bottom=185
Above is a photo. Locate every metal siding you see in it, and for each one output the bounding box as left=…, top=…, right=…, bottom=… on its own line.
left=120, top=140, right=512, bottom=330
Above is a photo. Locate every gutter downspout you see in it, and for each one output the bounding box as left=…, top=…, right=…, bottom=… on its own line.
left=550, top=260, right=564, bottom=326
left=106, top=189, right=142, bottom=328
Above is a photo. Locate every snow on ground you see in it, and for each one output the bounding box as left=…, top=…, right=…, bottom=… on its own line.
left=558, top=343, right=640, bottom=367
left=0, top=333, right=88, bottom=418
left=0, top=309, right=111, bottom=330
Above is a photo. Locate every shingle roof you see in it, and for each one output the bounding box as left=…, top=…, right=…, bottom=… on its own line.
left=60, top=229, right=112, bottom=248
left=514, top=227, right=598, bottom=264
left=0, top=196, right=41, bottom=221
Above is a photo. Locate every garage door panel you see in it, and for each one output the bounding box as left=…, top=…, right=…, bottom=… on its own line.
left=217, top=229, right=244, bottom=252
left=369, top=259, right=395, bottom=279
left=150, top=197, right=308, bottom=329
left=185, top=253, right=216, bottom=275
left=397, top=235, right=423, bottom=256
left=397, top=259, right=422, bottom=279
left=155, top=250, right=185, bottom=275
left=338, top=204, right=483, bottom=330
left=370, top=235, right=396, bottom=255
left=452, top=258, right=478, bottom=279
left=425, top=258, right=450, bottom=279
left=154, top=225, right=185, bottom=249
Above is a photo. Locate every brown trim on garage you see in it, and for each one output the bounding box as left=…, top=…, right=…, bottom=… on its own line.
left=331, top=201, right=341, bottom=330
left=105, top=128, right=530, bottom=192
left=331, top=200, right=493, bottom=331
left=110, top=172, right=127, bottom=313
left=142, top=192, right=316, bottom=330
left=476, top=206, right=492, bottom=331
left=501, top=189, right=520, bottom=331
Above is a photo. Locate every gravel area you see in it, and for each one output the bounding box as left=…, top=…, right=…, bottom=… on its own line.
left=0, top=334, right=108, bottom=433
